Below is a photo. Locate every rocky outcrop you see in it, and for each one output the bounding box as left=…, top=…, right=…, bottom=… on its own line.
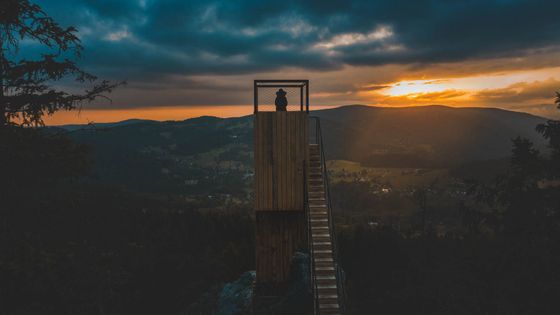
left=184, top=252, right=311, bottom=315
left=216, top=271, right=255, bottom=315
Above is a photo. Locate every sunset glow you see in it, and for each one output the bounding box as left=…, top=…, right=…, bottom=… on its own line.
left=30, top=0, right=560, bottom=124
left=44, top=105, right=342, bottom=125
left=45, top=64, right=560, bottom=125
left=382, top=80, right=452, bottom=97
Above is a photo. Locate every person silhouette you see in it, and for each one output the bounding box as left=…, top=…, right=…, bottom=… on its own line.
left=275, top=89, right=288, bottom=111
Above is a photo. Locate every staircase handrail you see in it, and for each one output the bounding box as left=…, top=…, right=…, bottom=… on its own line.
left=309, top=116, right=348, bottom=315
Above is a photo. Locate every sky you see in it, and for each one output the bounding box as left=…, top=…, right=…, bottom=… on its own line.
left=32, top=0, right=560, bottom=124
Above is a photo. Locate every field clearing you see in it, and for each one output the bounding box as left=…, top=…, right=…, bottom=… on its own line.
left=327, top=160, right=450, bottom=189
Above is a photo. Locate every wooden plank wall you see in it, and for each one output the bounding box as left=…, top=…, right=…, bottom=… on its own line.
left=254, top=111, right=309, bottom=283
left=254, top=111, right=308, bottom=212
left=255, top=211, right=306, bottom=283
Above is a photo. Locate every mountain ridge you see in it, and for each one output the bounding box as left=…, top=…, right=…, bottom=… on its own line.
left=60, top=104, right=549, bottom=191
left=55, top=104, right=548, bottom=128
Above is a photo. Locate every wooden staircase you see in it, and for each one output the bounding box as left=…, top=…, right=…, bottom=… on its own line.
left=308, top=143, right=342, bottom=315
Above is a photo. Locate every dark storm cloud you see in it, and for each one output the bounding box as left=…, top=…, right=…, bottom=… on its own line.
left=34, top=0, right=560, bottom=79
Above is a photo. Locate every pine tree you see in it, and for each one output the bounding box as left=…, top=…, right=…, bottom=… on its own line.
left=0, top=0, right=121, bottom=127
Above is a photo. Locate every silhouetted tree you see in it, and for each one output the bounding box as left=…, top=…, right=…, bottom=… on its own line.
left=0, top=0, right=121, bottom=127
left=535, top=91, right=560, bottom=177
left=510, top=136, right=541, bottom=177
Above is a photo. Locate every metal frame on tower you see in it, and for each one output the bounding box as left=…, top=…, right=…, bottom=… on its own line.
left=254, top=79, right=309, bottom=113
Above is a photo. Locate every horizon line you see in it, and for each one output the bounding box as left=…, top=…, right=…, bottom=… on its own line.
left=44, top=104, right=549, bottom=127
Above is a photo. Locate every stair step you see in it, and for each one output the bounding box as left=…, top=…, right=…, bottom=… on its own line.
left=309, top=212, right=329, bottom=219
left=311, top=234, right=331, bottom=238
left=316, top=264, right=335, bottom=269
left=316, top=266, right=335, bottom=270
left=312, top=234, right=330, bottom=238
left=311, top=233, right=329, bottom=237
left=313, top=246, right=332, bottom=250
left=313, top=242, right=332, bottom=246
left=311, top=226, right=329, bottom=230
left=319, top=298, right=339, bottom=303
left=319, top=304, right=340, bottom=310
left=310, top=219, right=328, bottom=223
left=311, top=221, right=329, bottom=227
left=310, top=204, right=327, bottom=208
left=313, top=243, right=332, bottom=251
left=312, top=238, right=331, bottom=243
left=309, top=189, right=324, bottom=193
left=310, top=212, right=327, bottom=216
left=310, top=217, right=328, bottom=221
left=311, top=222, right=329, bottom=227
left=309, top=202, right=327, bottom=206
left=312, top=229, right=330, bottom=233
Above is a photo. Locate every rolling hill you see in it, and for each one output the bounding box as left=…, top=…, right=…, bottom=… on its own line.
left=314, top=105, right=547, bottom=167
left=57, top=105, right=549, bottom=191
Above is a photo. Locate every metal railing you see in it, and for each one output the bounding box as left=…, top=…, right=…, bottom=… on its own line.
left=308, top=116, right=348, bottom=315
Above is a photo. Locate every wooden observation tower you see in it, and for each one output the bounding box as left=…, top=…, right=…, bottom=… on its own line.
left=253, top=80, right=346, bottom=314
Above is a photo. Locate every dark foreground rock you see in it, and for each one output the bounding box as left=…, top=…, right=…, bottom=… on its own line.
left=184, top=252, right=311, bottom=315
